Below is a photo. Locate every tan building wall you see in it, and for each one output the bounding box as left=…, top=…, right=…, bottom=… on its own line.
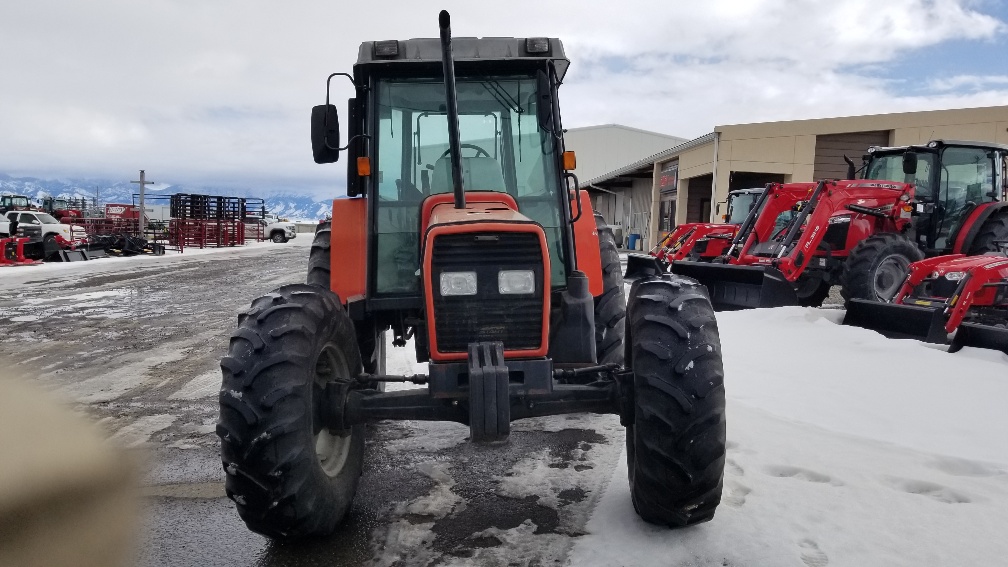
left=639, top=105, right=1008, bottom=249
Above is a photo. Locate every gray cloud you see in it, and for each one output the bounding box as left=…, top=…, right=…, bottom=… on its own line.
left=0, top=0, right=1005, bottom=197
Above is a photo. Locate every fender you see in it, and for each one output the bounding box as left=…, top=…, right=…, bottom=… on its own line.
left=570, top=190, right=604, bottom=296
left=952, top=202, right=1008, bottom=254
left=329, top=197, right=367, bottom=303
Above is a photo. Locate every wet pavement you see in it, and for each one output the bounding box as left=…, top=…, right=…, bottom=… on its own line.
left=0, top=241, right=625, bottom=567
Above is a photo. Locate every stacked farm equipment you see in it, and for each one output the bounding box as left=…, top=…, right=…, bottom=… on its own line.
left=168, top=194, right=251, bottom=249
left=672, top=141, right=1008, bottom=315
left=218, top=11, right=726, bottom=541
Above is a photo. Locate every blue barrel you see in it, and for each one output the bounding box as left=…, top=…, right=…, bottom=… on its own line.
left=627, top=233, right=640, bottom=250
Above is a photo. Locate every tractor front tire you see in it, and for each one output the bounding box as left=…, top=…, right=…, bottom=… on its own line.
left=795, top=275, right=831, bottom=307
left=218, top=284, right=365, bottom=539
left=626, top=276, right=726, bottom=527
left=594, top=214, right=626, bottom=366
left=841, top=233, right=923, bottom=303
left=969, top=210, right=1008, bottom=254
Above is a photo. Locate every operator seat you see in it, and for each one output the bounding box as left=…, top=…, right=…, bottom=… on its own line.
left=430, top=156, right=506, bottom=194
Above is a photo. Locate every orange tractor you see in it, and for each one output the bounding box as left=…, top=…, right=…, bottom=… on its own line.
left=219, top=12, right=726, bottom=540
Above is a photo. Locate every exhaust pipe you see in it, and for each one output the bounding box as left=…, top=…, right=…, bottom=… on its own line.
left=438, top=10, right=466, bottom=210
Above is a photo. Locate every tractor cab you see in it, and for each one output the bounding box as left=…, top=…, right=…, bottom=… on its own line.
left=315, top=37, right=575, bottom=297
left=861, top=140, right=1008, bottom=252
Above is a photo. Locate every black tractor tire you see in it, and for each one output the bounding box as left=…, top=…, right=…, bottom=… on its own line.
left=594, top=214, right=626, bottom=366
left=271, top=231, right=287, bottom=243
left=795, top=275, right=831, bottom=307
left=218, top=284, right=365, bottom=540
left=840, top=233, right=924, bottom=303
left=625, top=276, right=726, bottom=527
left=968, top=210, right=1008, bottom=254
left=307, top=221, right=332, bottom=290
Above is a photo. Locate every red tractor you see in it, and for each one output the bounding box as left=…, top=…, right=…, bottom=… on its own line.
left=0, top=194, right=35, bottom=215
left=650, top=187, right=763, bottom=264
left=219, top=12, right=726, bottom=540
left=844, top=252, right=1008, bottom=354
left=673, top=140, right=1008, bottom=310
left=41, top=197, right=86, bottom=222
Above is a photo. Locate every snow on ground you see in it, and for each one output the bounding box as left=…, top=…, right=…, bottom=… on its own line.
left=569, top=306, right=1008, bottom=567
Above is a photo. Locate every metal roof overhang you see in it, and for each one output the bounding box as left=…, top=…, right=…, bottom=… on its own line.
left=581, top=132, right=716, bottom=190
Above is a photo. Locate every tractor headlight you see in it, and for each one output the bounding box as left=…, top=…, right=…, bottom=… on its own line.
left=440, top=271, right=477, bottom=296
left=498, top=270, right=535, bottom=294
left=943, top=271, right=966, bottom=282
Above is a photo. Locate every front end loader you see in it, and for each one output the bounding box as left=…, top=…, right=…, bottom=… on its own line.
left=218, top=11, right=727, bottom=541
left=650, top=187, right=763, bottom=265
left=672, top=179, right=916, bottom=310
left=844, top=252, right=1008, bottom=354
left=674, top=140, right=1008, bottom=311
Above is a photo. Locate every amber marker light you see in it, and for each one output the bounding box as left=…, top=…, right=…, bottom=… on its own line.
left=562, top=151, right=576, bottom=171
left=357, top=157, right=371, bottom=177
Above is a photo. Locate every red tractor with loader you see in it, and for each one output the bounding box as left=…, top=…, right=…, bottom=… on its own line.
left=843, top=251, right=1008, bottom=355
left=650, top=187, right=763, bottom=264
left=672, top=140, right=1008, bottom=311
left=219, top=12, right=726, bottom=540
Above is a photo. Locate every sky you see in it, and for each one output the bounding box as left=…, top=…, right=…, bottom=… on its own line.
left=2, top=0, right=1008, bottom=197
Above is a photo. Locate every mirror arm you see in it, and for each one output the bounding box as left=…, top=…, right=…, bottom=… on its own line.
left=322, top=73, right=361, bottom=150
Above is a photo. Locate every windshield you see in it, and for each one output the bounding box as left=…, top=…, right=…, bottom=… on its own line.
left=373, top=75, right=565, bottom=295
left=726, top=192, right=759, bottom=224
left=4, top=196, right=30, bottom=207
left=864, top=152, right=936, bottom=200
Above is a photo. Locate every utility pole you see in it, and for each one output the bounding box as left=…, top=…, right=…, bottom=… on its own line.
left=131, top=170, right=154, bottom=233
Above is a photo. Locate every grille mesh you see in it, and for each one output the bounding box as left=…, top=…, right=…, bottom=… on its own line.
left=431, top=231, right=544, bottom=353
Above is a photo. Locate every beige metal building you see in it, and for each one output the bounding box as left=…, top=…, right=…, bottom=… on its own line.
left=582, top=104, right=1008, bottom=250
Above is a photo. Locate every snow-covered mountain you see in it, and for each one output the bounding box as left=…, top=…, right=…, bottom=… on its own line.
left=0, top=174, right=335, bottom=221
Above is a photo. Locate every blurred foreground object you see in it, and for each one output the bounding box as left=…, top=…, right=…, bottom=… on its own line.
left=0, top=375, right=136, bottom=567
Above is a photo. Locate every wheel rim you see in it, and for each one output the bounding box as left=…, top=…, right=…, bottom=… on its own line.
left=313, top=343, right=352, bottom=477
left=873, top=254, right=910, bottom=301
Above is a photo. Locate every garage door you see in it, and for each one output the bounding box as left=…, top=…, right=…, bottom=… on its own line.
left=813, top=131, right=890, bottom=181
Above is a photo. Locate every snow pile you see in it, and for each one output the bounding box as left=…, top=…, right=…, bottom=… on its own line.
left=570, top=306, right=1008, bottom=566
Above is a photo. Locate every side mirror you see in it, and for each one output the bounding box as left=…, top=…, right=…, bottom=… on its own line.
left=311, top=105, right=341, bottom=164
left=536, top=70, right=554, bottom=133
left=902, top=151, right=918, bottom=175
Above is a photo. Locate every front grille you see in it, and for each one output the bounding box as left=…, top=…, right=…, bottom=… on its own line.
left=431, top=231, right=544, bottom=353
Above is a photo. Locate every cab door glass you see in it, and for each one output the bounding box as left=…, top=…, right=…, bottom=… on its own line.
left=935, top=147, right=993, bottom=249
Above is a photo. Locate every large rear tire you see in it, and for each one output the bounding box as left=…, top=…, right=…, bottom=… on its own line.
left=594, top=214, right=626, bottom=365
left=626, top=276, right=726, bottom=526
left=841, top=233, right=923, bottom=303
left=218, top=284, right=365, bottom=539
left=307, top=221, right=331, bottom=290
left=969, top=210, right=1008, bottom=254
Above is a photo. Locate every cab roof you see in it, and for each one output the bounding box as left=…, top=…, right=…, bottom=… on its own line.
left=355, top=37, right=569, bottom=81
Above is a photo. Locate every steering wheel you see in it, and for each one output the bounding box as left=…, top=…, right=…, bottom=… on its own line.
left=440, top=143, right=491, bottom=158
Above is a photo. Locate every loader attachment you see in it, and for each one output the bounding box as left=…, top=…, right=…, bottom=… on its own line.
left=842, top=299, right=948, bottom=344
left=670, top=261, right=797, bottom=310
left=949, top=322, right=1008, bottom=355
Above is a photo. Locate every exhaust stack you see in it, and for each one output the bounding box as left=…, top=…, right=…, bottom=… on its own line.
left=438, top=10, right=466, bottom=210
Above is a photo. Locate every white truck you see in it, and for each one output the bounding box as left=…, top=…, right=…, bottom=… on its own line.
left=244, top=217, right=297, bottom=243
left=1, top=211, right=87, bottom=243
